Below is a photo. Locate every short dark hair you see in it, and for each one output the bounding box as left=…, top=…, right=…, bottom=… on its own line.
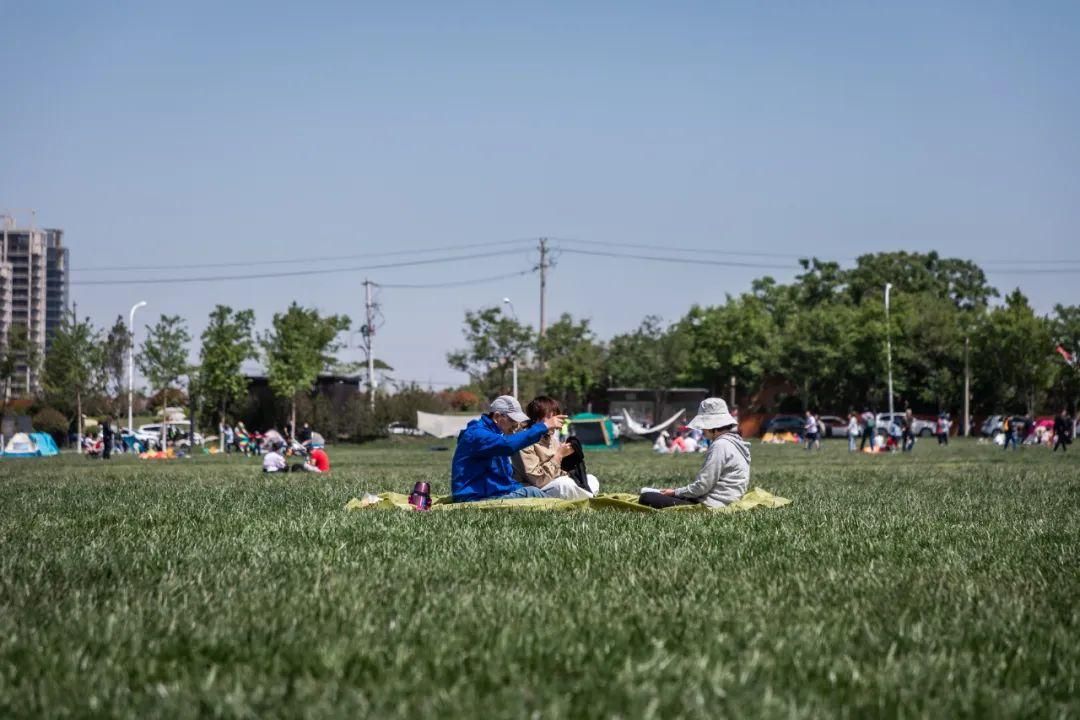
left=526, top=396, right=562, bottom=425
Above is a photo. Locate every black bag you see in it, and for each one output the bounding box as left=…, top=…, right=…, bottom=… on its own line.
left=559, top=436, right=590, bottom=492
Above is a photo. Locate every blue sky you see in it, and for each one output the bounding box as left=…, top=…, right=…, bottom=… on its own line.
left=3, top=1, right=1078, bottom=388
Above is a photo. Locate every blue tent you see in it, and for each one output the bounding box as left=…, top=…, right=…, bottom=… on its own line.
left=31, top=433, right=59, bottom=456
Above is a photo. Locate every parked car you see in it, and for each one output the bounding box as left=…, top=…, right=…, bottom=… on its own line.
left=386, top=422, right=424, bottom=437
left=138, top=421, right=204, bottom=446
left=981, top=415, right=1003, bottom=437
left=818, top=415, right=850, bottom=438
left=763, top=414, right=805, bottom=436
left=875, top=413, right=935, bottom=437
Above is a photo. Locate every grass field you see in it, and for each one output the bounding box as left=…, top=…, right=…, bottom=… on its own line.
left=1, top=438, right=1077, bottom=718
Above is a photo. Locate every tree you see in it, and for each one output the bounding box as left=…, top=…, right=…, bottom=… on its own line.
left=677, top=295, right=778, bottom=399
left=846, top=251, right=997, bottom=310
left=137, top=315, right=192, bottom=443
left=537, top=314, right=606, bottom=409
left=101, top=316, right=132, bottom=416
left=1, top=324, right=36, bottom=416
left=261, top=303, right=350, bottom=433
left=41, top=313, right=104, bottom=448
left=447, top=306, right=534, bottom=398
left=198, top=305, right=257, bottom=427
left=891, top=293, right=965, bottom=411
left=606, top=317, right=690, bottom=411
left=1049, top=304, right=1080, bottom=413
left=972, top=290, right=1056, bottom=415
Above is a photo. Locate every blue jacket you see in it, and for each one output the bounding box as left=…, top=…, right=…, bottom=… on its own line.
left=451, top=415, right=548, bottom=501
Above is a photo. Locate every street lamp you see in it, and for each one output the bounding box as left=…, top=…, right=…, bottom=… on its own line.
left=128, top=301, right=147, bottom=432
left=502, top=297, right=519, bottom=399
left=885, top=284, right=894, bottom=422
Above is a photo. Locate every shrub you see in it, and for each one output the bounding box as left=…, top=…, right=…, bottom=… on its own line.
left=32, top=407, right=69, bottom=445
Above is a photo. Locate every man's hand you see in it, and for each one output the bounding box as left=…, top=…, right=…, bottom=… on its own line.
left=661, top=488, right=676, bottom=496
left=556, top=442, right=575, bottom=460
left=544, top=414, right=568, bottom=431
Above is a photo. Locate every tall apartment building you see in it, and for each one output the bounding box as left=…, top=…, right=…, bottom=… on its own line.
left=1, top=217, right=70, bottom=395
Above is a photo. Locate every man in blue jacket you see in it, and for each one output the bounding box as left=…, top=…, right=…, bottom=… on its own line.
left=452, top=396, right=567, bottom=502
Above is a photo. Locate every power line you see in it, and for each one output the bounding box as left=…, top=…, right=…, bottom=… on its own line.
left=559, top=237, right=1080, bottom=267
left=377, top=269, right=536, bottom=289
left=70, top=238, right=536, bottom=273
left=562, top=236, right=836, bottom=260
left=555, top=247, right=799, bottom=270
left=555, top=245, right=1080, bottom=274
left=70, top=249, right=531, bottom=286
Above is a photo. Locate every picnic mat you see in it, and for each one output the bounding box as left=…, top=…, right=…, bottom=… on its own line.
left=345, top=487, right=791, bottom=513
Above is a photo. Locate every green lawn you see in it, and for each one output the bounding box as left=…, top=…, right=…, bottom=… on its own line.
left=1, top=439, right=1077, bottom=718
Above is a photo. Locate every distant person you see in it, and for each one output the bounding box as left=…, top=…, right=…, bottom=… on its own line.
left=860, top=408, right=876, bottom=451
left=263, top=444, right=287, bottom=473
left=297, top=422, right=312, bottom=445
left=936, top=413, right=951, bottom=446
left=1002, top=415, right=1017, bottom=451
left=512, top=396, right=599, bottom=500
left=639, top=398, right=750, bottom=509
left=451, top=396, right=566, bottom=502
left=223, top=423, right=235, bottom=454
left=1053, top=409, right=1072, bottom=452
left=305, top=443, right=330, bottom=473
left=901, top=409, right=916, bottom=452
left=804, top=410, right=820, bottom=451
left=101, top=417, right=114, bottom=460
left=653, top=430, right=671, bottom=454
left=846, top=411, right=860, bottom=452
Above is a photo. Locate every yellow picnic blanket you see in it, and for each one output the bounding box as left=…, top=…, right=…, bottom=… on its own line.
left=345, top=487, right=790, bottom=513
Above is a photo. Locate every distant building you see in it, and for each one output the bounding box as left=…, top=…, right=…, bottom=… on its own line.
left=0, top=216, right=70, bottom=395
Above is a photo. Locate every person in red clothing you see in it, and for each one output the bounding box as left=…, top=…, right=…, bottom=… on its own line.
left=305, top=445, right=330, bottom=473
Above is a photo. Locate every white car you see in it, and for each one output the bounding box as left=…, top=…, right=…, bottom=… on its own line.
left=818, top=415, right=851, bottom=438
left=137, top=421, right=205, bottom=446
left=386, top=422, right=424, bottom=437
left=875, top=413, right=935, bottom=437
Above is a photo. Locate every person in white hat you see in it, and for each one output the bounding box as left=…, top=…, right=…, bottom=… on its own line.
left=639, top=397, right=751, bottom=509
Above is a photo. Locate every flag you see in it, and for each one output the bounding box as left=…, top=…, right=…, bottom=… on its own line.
left=1057, top=345, right=1077, bottom=367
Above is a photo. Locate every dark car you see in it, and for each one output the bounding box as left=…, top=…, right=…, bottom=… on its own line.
left=763, top=414, right=805, bottom=436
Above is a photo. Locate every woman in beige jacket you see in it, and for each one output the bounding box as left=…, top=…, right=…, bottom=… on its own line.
left=512, top=396, right=600, bottom=500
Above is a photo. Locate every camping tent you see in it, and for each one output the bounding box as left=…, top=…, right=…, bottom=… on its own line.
left=569, top=413, right=620, bottom=451
left=31, top=432, right=59, bottom=456
left=2, top=432, right=60, bottom=457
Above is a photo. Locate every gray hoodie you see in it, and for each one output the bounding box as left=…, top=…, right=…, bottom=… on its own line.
left=674, top=432, right=751, bottom=508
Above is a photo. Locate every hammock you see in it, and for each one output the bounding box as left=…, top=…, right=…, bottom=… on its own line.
left=621, top=408, right=686, bottom=437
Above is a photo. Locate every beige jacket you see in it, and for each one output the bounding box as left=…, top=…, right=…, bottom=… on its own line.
left=512, top=432, right=562, bottom=488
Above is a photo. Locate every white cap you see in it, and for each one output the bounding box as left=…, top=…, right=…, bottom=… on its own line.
left=490, top=395, right=528, bottom=423
left=688, top=397, right=737, bottom=430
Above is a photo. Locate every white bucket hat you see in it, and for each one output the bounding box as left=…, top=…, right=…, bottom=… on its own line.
left=688, top=397, right=737, bottom=430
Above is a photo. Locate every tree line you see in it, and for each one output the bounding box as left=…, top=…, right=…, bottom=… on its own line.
left=1, top=303, right=350, bottom=439
left=3, top=251, right=1077, bottom=443
left=449, top=251, right=1079, bottom=418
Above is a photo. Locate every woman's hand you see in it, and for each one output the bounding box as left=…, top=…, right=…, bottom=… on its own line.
left=556, top=443, right=575, bottom=460
left=660, top=488, right=676, bottom=496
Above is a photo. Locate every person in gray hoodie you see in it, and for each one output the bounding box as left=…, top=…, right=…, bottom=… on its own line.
left=639, top=398, right=751, bottom=509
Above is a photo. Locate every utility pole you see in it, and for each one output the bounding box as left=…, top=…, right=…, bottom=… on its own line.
left=963, top=335, right=970, bottom=437
left=538, top=238, right=548, bottom=339
left=885, top=283, right=894, bottom=421
left=363, top=279, right=376, bottom=412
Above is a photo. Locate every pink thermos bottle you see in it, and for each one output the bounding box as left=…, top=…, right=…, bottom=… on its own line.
left=408, top=482, right=432, bottom=511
